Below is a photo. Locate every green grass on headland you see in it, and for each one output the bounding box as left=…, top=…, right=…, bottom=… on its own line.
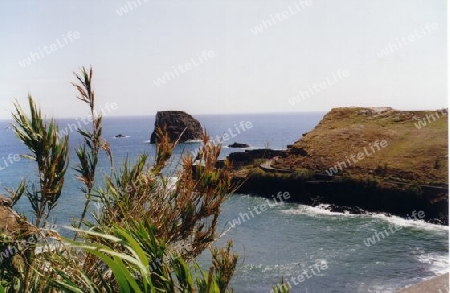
left=273, top=107, right=448, bottom=185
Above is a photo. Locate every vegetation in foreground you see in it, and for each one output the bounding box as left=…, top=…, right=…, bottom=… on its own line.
left=0, top=67, right=240, bottom=292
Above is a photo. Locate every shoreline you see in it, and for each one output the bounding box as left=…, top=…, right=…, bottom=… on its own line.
left=232, top=168, right=448, bottom=225
left=397, top=273, right=449, bottom=293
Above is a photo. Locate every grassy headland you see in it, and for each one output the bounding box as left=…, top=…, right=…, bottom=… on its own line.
left=231, top=107, right=448, bottom=224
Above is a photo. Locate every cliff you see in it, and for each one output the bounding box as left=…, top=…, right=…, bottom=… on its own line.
left=150, top=111, right=203, bottom=144
left=230, top=107, right=448, bottom=224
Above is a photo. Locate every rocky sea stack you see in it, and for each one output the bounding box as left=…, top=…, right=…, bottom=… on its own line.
left=150, top=111, right=203, bottom=144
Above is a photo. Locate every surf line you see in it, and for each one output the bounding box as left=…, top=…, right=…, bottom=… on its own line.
left=224, top=192, right=291, bottom=231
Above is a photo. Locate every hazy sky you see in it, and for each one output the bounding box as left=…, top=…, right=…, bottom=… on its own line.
left=0, top=0, right=447, bottom=119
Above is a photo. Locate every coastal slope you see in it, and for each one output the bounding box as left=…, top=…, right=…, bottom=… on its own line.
left=276, top=107, right=448, bottom=184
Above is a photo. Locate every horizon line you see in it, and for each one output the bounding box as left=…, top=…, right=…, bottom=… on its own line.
left=0, top=106, right=447, bottom=121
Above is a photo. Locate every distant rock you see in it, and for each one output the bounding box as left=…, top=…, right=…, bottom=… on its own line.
left=228, top=142, right=250, bottom=148
left=150, top=111, right=203, bottom=144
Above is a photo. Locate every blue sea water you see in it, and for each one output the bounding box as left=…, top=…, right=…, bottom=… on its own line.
left=0, top=113, right=448, bottom=292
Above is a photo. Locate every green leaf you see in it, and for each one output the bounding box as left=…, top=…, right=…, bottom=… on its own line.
left=63, top=226, right=121, bottom=243
left=117, top=227, right=148, bottom=263
left=84, top=248, right=135, bottom=292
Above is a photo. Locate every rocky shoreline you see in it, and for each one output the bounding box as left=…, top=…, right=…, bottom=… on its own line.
left=229, top=107, right=449, bottom=225
left=233, top=172, right=448, bottom=225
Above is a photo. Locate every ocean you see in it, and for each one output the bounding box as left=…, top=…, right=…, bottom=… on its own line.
left=0, top=113, right=448, bottom=292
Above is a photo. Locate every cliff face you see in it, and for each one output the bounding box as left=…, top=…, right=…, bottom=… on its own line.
left=150, top=111, right=203, bottom=144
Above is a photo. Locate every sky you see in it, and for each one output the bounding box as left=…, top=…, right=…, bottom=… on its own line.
left=0, top=0, right=447, bottom=119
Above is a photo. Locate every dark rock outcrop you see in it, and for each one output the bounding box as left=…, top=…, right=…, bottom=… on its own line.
left=150, top=111, right=203, bottom=144
left=228, top=142, right=250, bottom=148
left=234, top=175, right=449, bottom=225
left=228, top=149, right=285, bottom=167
